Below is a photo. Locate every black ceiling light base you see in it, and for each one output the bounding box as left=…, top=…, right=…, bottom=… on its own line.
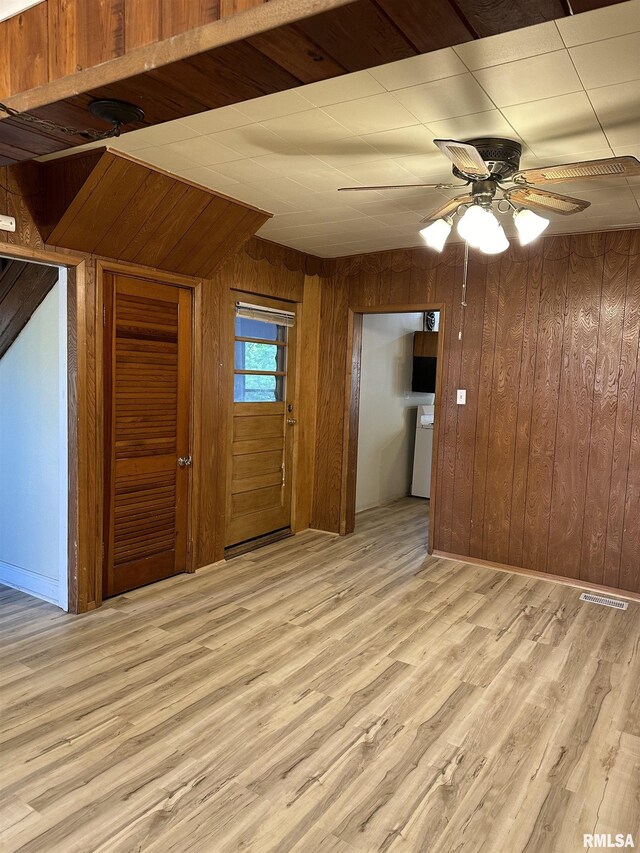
left=89, top=99, right=145, bottom=136
left=453, top=137, right=523, bottom=181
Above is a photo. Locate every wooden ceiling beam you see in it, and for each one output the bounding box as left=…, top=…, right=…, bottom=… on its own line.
left=1, top=0, right=359, bottom=114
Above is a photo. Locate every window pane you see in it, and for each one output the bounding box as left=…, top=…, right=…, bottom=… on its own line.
left=234, top=341, right=284, bottom=372
left=235, top=316, right=285, bottom=342
left=234, top=373, right=284, bottom=403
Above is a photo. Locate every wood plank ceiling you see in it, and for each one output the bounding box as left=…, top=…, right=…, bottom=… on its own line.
left=0, top=0, right=625, bottom=166
left=31, top=148, right=271, bottom=276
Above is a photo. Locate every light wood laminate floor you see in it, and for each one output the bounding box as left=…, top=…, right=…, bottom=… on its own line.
left=1, top=498, right=639, bottom=853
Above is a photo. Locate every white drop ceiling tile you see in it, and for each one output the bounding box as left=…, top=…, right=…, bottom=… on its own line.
left=210, top=158, right=278, bottom=184
left=473, top=51, right=581, bottom=108
left=133, top=146, right=196, bottom=173
left=579, top=184, right=638, bottom=206
left=425, top=109, right=520, bottom=142
left=370, top=210, right=424, bottom=226
left=588, top=82, right=640, bottom=148
left=337, top=159, right=420, bottom=186
left=502, top=92, right=609, bottom=157
left=108, top=132, right=162, bottom=153
left=343, top=197, right=407, bottom=215
left=260, top=109, right=353, bottom=144
left=360, top=125, right=436, bottom=157
left=247, top=176, right=315, bottom=203
left=164, top=136, right=244, bottom=166
left=394, top=153, right=455, bottom=182
left=179, top=106, right=251, bottom=135
left=453, top=21, right=564, bottom=71
left=588, top=195, right=640, bottom=216
left=557, top=1, right=640, bottom=47
left=220, top=184, right=297, bottom=214
left=369, top=48, right=467, bottom=91
left=570, top=33, right=640, bottom=89
left=322, top=93, right=419, bottom=135
left=613, top=144, right=640, bottom=159
left=266, top=208, right=363, bottom=228
left=123, top=121, right=200, bottom=148
left=234, top=90, right=316, bottom=121
left=176, top=166, right=239, bottom=189
left=587, top=210, right=640, bottom=227
left=206, top=125, right=291, bottom=157
left=299, top=71, right=386, bottom=107
left=289, top=168, right=356, bottom=192
left=393, top=74, right=495, bottom=123
left=312, top=136, right=389, bottom=168
left=516, top=147, right=615, bottom=170
left=305, top=189, right=386, bottom=210
left=252, top=149, right=327, bottom=177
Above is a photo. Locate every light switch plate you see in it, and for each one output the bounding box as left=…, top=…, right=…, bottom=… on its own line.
left=457, top=389, right=466, bottom=405
left=0, top=214, right=16, bottom=232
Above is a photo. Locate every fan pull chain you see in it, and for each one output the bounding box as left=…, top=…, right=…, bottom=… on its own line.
left=458, top=241, right=469, bottom=341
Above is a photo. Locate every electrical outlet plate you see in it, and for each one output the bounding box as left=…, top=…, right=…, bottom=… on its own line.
left=0, top=214, right=16, bottom=232
left=457, top=389, right=466, bottom=405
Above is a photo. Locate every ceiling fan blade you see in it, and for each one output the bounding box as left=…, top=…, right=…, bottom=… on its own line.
left=513, top=156, right=640, bottom=185
left=507, top=186, right=590, bottom=215
left=434, top=139, right=490, bottom=180
left=420, top=194, right=474, bottom=224
left=338, top=182, right=466, bottom=192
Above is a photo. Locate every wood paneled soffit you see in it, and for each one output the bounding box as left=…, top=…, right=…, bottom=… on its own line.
left=0, top=0, right=624, bottom=166
left=30, top=148, right=270, bottom=276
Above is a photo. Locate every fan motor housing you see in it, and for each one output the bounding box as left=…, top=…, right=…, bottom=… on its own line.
left=453, top=137, right=522, bottom=181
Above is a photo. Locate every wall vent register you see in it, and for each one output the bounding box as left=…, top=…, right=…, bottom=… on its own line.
left=579, top=592, right=628, bottom=610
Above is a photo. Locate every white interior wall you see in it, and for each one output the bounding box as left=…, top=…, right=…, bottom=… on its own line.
left=355, top=312, right=435, bottom=513
left=0, top=268, right=68, bottom=609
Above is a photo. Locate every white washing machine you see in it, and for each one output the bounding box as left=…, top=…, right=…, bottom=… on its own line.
left=411, top=404, right=434, bottom=498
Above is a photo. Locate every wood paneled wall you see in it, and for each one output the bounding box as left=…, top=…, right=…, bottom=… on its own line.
left=312, top=232, right=640, bottom=595
left=0, top=166, right=318, bottom=608
left=3, top=162, right=639, bottom=599
left=0, top=0, right=267, bottom=97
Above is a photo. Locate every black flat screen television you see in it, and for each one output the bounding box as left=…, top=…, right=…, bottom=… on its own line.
left=412, top=356, right=437, bottom=393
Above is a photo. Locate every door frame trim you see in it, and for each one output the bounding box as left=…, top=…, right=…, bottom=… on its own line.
left=342, top=302, right=447, bottom=552
left=97, top=260, right=203, bottom=599
left=0, top=243, right=88, bottom=612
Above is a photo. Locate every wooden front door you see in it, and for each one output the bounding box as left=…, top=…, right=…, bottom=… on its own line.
left=226, top=295, right=297, bottom=549
left=103, top=274, right=192, bottom=597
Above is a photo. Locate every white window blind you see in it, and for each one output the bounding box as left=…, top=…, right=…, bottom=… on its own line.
left=235, top=302, right=295, bottom=327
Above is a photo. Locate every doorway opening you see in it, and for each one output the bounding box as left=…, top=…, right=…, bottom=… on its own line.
left=342, top=304, right=445, bottom=552
left=0, top=256, right=68, bottom=609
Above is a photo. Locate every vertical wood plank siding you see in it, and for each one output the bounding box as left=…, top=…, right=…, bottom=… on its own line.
left=312, top=232, right=640, bottom=595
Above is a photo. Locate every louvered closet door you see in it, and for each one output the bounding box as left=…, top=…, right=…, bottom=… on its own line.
left=103, top=275, right=192, bottom=598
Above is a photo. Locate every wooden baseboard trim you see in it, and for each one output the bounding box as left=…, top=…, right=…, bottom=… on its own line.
left=432, top=550, right=640, bottom=604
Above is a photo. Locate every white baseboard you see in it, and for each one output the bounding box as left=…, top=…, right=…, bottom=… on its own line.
left=0, top=561, right=60, bottom=606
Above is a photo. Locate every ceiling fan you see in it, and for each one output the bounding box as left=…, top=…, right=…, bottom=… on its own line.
left=338, top=138, right=640, bottom=254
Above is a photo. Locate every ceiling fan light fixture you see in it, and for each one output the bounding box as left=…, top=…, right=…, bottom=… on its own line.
left=478, top=221, right=509, bottom=255
left=513, top=207, right=550, bottom=245
left=419, top=217, right=452, bottom=252
left=457, top=204, right=499, bottom=248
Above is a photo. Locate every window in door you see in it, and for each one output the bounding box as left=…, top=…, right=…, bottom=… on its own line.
left=234, top=314, right=288, bottom=403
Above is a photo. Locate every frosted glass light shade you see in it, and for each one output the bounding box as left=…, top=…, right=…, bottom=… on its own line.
left=419, top=217, right=452, bottom=252
left=457, top=205, right=500, bottom=248
left=479, top=222, right=509, bottom=254
left=513, top=207, right=549, bottom=245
